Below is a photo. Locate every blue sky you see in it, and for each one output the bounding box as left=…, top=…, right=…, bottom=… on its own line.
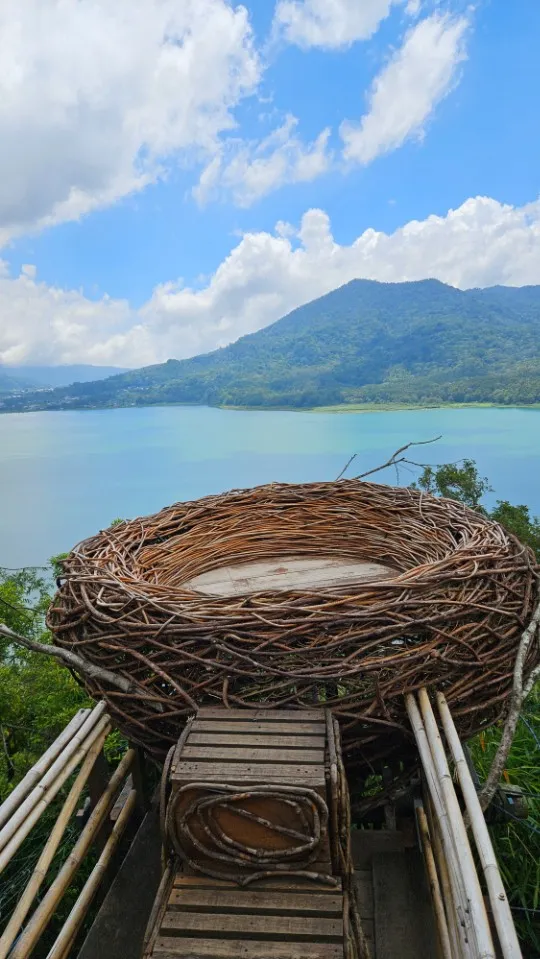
left=0, top=0, right=539, bottom=368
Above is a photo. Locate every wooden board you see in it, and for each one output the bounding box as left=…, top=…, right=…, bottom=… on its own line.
left=196, top=708, right=325, bottom=721
left=153, top=938, right=343, bottom=958
left=172, top=877, right=342, bottom=893
left=191, top=721, right=326, bottom=737
left=168, top=889, right=342, bottom=915
left=188, top=733, right=326, bottom=749
left=180, top=746, right=324, bottom=764
left=161, top=911, right=341, bottom=936
left=171, top=762, right=325, bottom=785
left=146, top=870, right=345, bottom=959
left=372, top=851, right=436, bottom=959
left=185, top=555, right=395, bottom=597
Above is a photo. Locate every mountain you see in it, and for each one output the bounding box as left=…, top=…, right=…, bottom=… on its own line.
left=2, top=279, right=540, bottom=412
left=0, top=369, right=39, bottom=394
left=0, top=364, right=129, bottom=390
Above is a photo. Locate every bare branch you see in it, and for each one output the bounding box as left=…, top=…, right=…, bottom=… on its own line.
left=477, top=597, right=540, bottom=810
left=354, top=435, right=443, bottom=481
left=1, top=622, right=134, bottom=696
left=336, top=453, right=358, bottom=481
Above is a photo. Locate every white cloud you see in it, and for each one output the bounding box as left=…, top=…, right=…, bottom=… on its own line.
left=1, top=196, right=539, bottom=368
left=406, top=0, right=421, bottom=15
left=194, top=116, right=331, bottom=206
left=0, top=0, right=259, bottom=244
left=341, top=13, right=468, bottom=163
left=274, top=0, right=403, bottom=49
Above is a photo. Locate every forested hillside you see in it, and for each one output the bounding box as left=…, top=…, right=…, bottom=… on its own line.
left=0, top=369, right=38, bottom=393
left=0, top=364, right=129, bottom=392
left=2, top=279, right=540, bottom=412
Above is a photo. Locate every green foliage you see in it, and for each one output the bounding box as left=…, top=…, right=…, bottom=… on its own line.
left=2, top=279, right=540, bottom=412
left=412, top=458, right=492, bottom=510
left=470, top=692, right=540, bottom=955
left=0, top=564, right=89, bottom=800
left=490, top=502, right=540, bottom=561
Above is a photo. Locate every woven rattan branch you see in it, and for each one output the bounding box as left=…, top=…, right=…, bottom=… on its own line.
left=47, top=479, right=540, bottom=774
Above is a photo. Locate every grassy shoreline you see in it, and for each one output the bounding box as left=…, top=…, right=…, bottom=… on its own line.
left=226, top=401, right=540, bottom=414
left=2, top=399, right=540, bottom=416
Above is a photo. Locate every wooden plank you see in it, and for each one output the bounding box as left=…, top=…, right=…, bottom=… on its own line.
left=404, top=848, right=438, bottom=958
left=160, top=911, right=343, bottom=939
left=78, top=807, right=162, bottom=959
left=350, top=830, right=410, bottom=869
left=168, top=889, right=342, bottom=915
left=373, top=852, right=434, bottom=959
left=181, top=746, right=324, bottom=764
left=153, top=937, right=343, bottom=958
left=354, top=870, right=374, bottom=920
left=195, top=708, right=325, bottom=721
left=188, top=733, right=326, bottom=749
left=173, top=876, right=342, bottom=893
left=361, top=920, right=375, bottom=949
left=185, top=555, right=394, bottom=598
left=189, top=857, right=333, bottom=878
left=192, top=721, right=326, bottom=736
left=172, top=762, right=325, bottom=784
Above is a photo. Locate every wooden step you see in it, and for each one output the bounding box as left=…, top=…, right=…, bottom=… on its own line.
left=145, top=873, right=345, bottom=959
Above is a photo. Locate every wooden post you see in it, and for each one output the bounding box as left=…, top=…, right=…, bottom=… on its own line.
left=130, top=744, right=151, bottom=817
left=415, top=799, right=454, bottom=959
left=87, top=749, right=112, bottom=851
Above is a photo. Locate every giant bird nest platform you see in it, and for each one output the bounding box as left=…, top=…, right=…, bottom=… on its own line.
left=48, top=480, right=540, bottom=776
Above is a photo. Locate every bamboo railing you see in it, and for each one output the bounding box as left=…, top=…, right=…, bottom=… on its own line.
left=407, top=688, right=523, bottom=959
left=0, top=702, right=142, bottom=959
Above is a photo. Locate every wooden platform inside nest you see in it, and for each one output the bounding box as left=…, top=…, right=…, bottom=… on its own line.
left=184, top=555, right=395, bottom=597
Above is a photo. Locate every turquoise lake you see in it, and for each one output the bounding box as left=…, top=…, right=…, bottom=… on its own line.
left=0, top=405, right=538, bottom=568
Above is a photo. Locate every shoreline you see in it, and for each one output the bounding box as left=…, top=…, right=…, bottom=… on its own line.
left=2, top=400, right=540, bottom=417
left=223, top=401, right=540, bottom=414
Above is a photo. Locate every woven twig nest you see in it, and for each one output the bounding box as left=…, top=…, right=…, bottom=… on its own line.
left=48, top=480, right=539, bottom=774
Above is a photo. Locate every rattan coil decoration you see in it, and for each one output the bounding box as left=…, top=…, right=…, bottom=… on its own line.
left=48, top=480, right=540, bottom=772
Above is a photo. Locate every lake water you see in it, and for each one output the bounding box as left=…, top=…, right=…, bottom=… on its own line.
left=0, top=405, right=538, bottom=568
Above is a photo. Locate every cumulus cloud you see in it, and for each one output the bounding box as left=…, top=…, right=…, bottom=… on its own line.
left=274, top=0, right=403, bottom=49
left=2, top=196, right=539, bottom=368
left=194, top=116, right=331, bottom=206
left=341, top=13, right=469, bottom=163
left=0, top=0, right=259, bottom=244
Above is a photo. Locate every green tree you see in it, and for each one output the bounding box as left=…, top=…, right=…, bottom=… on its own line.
left=0, top=564, right=89, bottom=800
left=412, top=458, right=492, bottom=510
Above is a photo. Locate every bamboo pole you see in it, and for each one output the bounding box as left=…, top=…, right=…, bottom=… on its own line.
left=10, top=748, right=135, bottom=959
left=0, top=709, right=90, bottom=830
left=406, top=694, right=474, bottom=953
left=0, top=715, right=111, bottom=875
left=418, top=689, right=496, bottom=959
left=426, top=792, right=464, bottom=959
left=436, top=691, right=523, bottom=959
left=0, top=702, right=107, bottom=853
left=45, top=789, right=137, bottom=959
left=0, top=725, right=110, bottom=959
left=415, top=800, right=454, bottom=959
